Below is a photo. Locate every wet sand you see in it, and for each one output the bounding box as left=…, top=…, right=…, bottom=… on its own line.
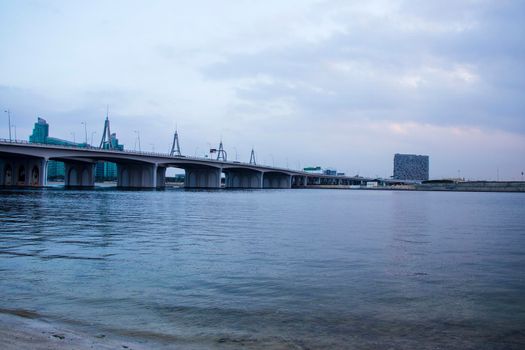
left=0, top=311, right=154, bottom=350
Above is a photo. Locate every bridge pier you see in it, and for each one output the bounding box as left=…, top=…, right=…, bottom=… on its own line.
left=184, top=167, right=222, bottom=188
left=263, top=172, right=292, bottom=189
left=117, top=163, right=165, bottom=188
left=64, top=161, right=95, bottom=187
left=1, top=156, right=48, bottom=187
left=292, top=175, right=308, bottom=188
left=224, top=169, right=263, bottom=188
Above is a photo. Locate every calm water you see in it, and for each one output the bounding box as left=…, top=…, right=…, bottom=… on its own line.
left=0, top=188, right=524, bottom=349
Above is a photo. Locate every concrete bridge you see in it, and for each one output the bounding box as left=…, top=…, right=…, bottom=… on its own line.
left=0, top=139, right=382, bottom=189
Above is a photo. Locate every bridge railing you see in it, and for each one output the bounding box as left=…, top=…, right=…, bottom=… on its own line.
left=0, top=138, right=304, bottom=173
left=0, top=139, right=392, bottom=181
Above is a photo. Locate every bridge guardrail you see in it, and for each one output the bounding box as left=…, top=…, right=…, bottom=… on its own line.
left=0, top=139, right=392, bottom=181
left=0, top=138, right=305, bottom=174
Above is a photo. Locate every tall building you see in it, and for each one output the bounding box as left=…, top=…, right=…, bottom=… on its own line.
left=393, top=153, right=429, bottom=181
left=29, top=117, right=49, bottom=143
left=29, top=117, right=86, bottom=180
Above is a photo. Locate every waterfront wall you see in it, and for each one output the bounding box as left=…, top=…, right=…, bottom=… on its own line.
left=416, top=181, right=525, bottom=192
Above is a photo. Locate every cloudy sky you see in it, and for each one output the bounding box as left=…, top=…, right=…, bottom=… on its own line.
left=1, top=0, right=524, bottom=179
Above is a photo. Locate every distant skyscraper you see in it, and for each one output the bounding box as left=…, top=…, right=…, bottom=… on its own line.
left=393, top=153, right=429, bottom=181
left=29, top=117, right=49, bottom=143
left=29, top=117, right=84, bottom=180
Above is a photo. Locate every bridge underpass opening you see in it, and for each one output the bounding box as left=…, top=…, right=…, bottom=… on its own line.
left=95, top=161, right=119, bottom=182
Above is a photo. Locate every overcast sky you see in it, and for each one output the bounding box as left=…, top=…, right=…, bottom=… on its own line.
left=1, top=0, right=524, bottom=179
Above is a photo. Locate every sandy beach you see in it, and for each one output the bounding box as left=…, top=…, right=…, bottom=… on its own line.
left=0, top=310, right=155, bottom=350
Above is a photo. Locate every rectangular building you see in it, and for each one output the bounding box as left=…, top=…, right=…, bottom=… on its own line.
left=393, top=153, right=429, bottom=181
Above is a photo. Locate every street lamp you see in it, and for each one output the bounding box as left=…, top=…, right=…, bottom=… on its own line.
left=91, top=131, right=97, bottom=146
left=12, top=125, right=16, bottom=140
left=81, top=122, right=87, bottom=144
left=70, top=132, right=76, bottom=144
left=134, top=130, right=141, bottom=151
left=4, top=109, right=12, bottom=141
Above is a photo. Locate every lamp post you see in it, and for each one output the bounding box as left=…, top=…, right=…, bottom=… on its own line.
left=70, top=132, right=76, bottom=144
left=81, top=122, right=87, bottom=144
left=91, top=131, right=97, bottom=146
left=4, top=109, right=12, bottom=141
left=12, top=125, right=16, bottom=140
left=134, top=130, right=141, bottom=151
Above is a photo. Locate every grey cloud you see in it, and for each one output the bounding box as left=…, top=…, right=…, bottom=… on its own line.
left=203, top=1, right=525, bottom=133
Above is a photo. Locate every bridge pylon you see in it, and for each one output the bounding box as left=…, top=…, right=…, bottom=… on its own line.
left=170, top=129, right=181, bottom=156
left=216, top=140, right=227, bottom=161
left=249, top=148, right=256, bottom=165
left=99, top=107, right=113, bottom=149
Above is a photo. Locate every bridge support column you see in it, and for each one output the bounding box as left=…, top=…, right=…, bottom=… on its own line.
left=263, top=173, right=292, bottom=189
left=0, top=159, right=5, bottom=186
left=224, top=170, right=263, bottom=189
left=65, top=162, right=95, bottom=187
left=156, top=166, right=166, bottom=188
left=117, top=163, right=164, bottom=188
left=184, top=167, right=221, bottom=188
left=292, top=175, right=308, bottom=188
left=1, top=156, right=48, bottom=187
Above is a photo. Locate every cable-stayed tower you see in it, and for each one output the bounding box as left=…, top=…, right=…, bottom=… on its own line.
left=99, top=106, right=113, bottom=149
left=170, top=129, right=181, bottom=156
left=249, top=148, right=256, bottom=165
left=216, top=140, right=227, bottom=161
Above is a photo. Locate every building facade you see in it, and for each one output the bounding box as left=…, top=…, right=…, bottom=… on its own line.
left=393, top=153, right=429, bottom=181
left=29, top=117, right=83, bottom=180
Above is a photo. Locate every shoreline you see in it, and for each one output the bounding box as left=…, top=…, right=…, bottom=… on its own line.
left=1, top=180, right=523, bottom=193
left=0, top=310, right=157, bottom=350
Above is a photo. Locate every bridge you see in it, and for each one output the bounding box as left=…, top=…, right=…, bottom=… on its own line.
left=0, top=139, right=384, bottom=189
